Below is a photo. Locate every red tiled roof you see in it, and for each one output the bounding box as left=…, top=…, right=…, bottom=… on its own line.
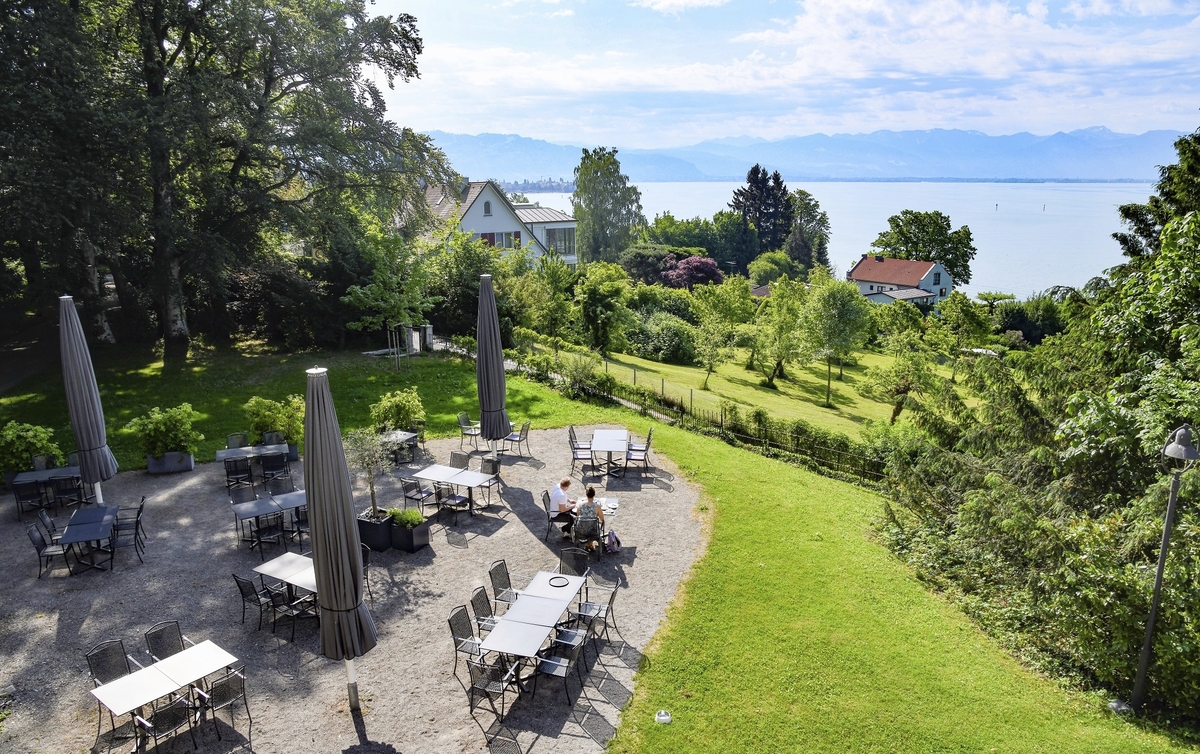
left=847, top=256, right=936, bottom=287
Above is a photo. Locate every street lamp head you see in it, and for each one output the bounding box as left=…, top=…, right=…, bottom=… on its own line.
left=1163, top=425, right=1200, bottom=464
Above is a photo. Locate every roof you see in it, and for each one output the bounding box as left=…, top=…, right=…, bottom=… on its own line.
left=847, top=256, right=936, bottom=287
left=879, top=287, right=936, bottom=302
left=751, top=284, right=771, bottom=298
left=513, top=204, right=574, bottom=224
left=424, top=181, right=482, bottom=221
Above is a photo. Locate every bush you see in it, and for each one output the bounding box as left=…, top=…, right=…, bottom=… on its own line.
left=626, top=312, right=697, bottom=365
left=369, top=387, right=426, bottom=431
left=627, top=284, right=696, bottom=323
left=124, top=404, right=204, bottom=458
left=526, top=354, right=557, bottom=383
left=559, top=352, right=601, bottom=399
left=0, top=421, right=62, bottom=473
left=243, top=395, right=305, bottom=444
left=450, top=335, right=476, bottom=359
left=389, top=507, right=426, bottom=528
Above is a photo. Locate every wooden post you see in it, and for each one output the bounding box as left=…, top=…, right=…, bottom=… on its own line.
left=690, top=389, right=693, bottom=414
left=633, top=367, right=637, bottom=386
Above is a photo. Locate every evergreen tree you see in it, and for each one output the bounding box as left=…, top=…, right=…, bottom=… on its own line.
left=784, top=189, right=830, bottom=268
left=1113, top=128, right=1200, bottom=258
left=730, top=164, right=794, bottom=253
left=571, top=147, right=644, bottom=264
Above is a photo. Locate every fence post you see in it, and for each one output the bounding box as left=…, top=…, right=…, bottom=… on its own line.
left=720, top=406, right=724, bottom=429
left=690, top=389, right=693, bottom=414
left=661, top=378, right=664, bottom=397
left=605, top=359, right=608, bottom=373
left=633, top=367, right=637, bottom=386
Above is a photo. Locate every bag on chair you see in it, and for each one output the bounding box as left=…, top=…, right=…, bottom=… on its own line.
left=605, top=529, right=621, bottom=554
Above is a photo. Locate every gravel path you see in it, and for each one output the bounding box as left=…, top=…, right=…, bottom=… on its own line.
left=0, top=426, right=703, bottom=754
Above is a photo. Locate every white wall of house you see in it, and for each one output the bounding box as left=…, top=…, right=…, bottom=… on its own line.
left=458, top=184, right=546, bottom=253
left=916, top=263, right=953, bottom=300
left=525, top=221, right=577, bottom=264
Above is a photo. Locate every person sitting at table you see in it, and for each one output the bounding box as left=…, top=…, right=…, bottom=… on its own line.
left=574, top=487, right=606, bottom=552
left=550, top=477, right=577, bottom=537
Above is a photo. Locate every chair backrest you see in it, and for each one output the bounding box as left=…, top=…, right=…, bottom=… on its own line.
left=470, top=586, right=493, bottom=621
left=574, top=514, right=601, bottom=540
left=27, top=524, right=47, bottom=555
left=646, top=427, right=654, bottom=446
left=467, top=658, right=503, bottom=690
left=296, top=505, right=309, bottom=524
left=541, top=490, right=552, bottom=515
left=568, top=425, right=579, bottom=448
left=207, top=668, right=246, bottom=710
left=38, top=508, right=57, bottom=534
left=519, top=421, right=530, bottom=441
left=229, top=486, right=257, bottom=505
left=67, top=451, right=80, bottom=466
left=13, top=480, right=42, bottom=501
left=86, top=639, right=130, bottom=685
left=145, top=620, right=185, bottom=661
left=448, top=605, right=474, bottom=642
left=257, top=511, right=283, bottom=532
left=449, top=451, right=469, bottom=469
left=457, top=412, right=471, bottom=429
left=265, top=476, right=293, bottom=495
left=226, top=433, right=248, bottom=449
left=360, top=543, right=371, bottom=572
left=263, top=431, right=285, bottom=445
left=403, top=479, right=418, bottom=495
left=260, top=453, right=287, bottom=473
left=224, top=457, right=251, bottom=476
left=49, top=475, right=79, bottom=495
left=481, top=457, right=500, bottom=476
left=435, top=483, right=455, bottom=503
left=233, top=574, right=259, bottom=603
left=559, top=548, right=590, bottom=577
left=488, top=560, right=512, bottom=593
left=31, top=454, right=56, bottom=471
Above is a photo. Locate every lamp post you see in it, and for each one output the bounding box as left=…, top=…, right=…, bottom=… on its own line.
left=1113, top=425, right=1198, bottom=714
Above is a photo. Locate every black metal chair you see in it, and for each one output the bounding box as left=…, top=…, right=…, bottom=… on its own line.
left=262, top=430, right=285, bottom=445
left=435, top=482, right=469, bottom=526
left=233, top=574, right=273, bottom=630
left=264, top=475, right=294, bottom=496
left=12, top=479, right=45, bottom=521
left=558, top=548, right=591, bottom=601
left=250, top=512, right=287, bottom=560
left=195, top=666, right=250, bottom=741
left=28, top=524, right=70, bottom=578
left=623, top=431, right=654, bottom=476
left=49, top=474, right=84, bottom=510
left=533, top=640, right=586, bottom=705
left=488, top=560, right=519, bottom=608
left=145, top=620, right=194, bottom=662
left=469, top=586, right=498, bottom=634
left=38, top=509, right=62, bottom=543
left=224, top=457, right=254, bottom=492
left=360, top=543, right=374, bottom=603
left=503, top=421, right=531, bottom=457
left=568, top=425, right=590, bottom=451
left=31, top=453, right=57, bottom=471
left=114, top=496, right=147, bottom=551
left=408, top=421, right=425, bottom=455
left=458, top=412, right=480, bottom=450
left=479, top=457, right=502, bottom=507
left=630, top=427, right=653, bottom=452
left=449, top=450, right=469, bottom=469
left=467, top=656, right=521, bottom=722
left=86, top=639, right=132, bottom=738
left=290, top=505, right=310, bottom=547
left=541, top=490, right=572, bottom=540
left=448, top=605, right=482, bottom=676
left=67, top=451, right=80, bottom=466
left=268, top=589, right=314, bottom=642
left=109, top=520, right=142, bottom=568
left=260, top=452, right=291, bottom=485
left=226, top=432, right=248, bottom=449
left=402, top=478, right=433, bottom=511
left=135, top=694, right=197, bottom=750
left=569, top=584, right=620, bottom=652
left=571, top=508, right=604, bottom=551
left=570, top=441, right=594, bottom=476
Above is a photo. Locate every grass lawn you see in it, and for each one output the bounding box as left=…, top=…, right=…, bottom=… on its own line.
left=611, top=424, right=1184, bottom=754
left=598, top=350, right=898, bottom=438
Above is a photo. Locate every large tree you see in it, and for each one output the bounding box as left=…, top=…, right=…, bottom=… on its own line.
left=1113, top=128, right=1200, bottom=258
left=783, top=189, right=830, bottom=268
left=691, top=276, right=756, bottom=389
left=730, top=164, right=793, bottom=253
left=571, top=147, right=644, bottom=264
left=753, top=275, right=808, bottom=388
left=870, top=209, right=977, bottom=285
left=802, top=268, right=873, bottom=406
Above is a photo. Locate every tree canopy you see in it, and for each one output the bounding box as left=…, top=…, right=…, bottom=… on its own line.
left=870, top=209, right=977, bottom=285
left=784, top=189, right=830, bottom=268
left=730, top=164, right=793, bottom=253
left=571, top=147, right=644, bottom=264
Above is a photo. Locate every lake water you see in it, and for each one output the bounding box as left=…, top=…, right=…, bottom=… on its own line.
left=526, top=181, right=1155, bottom=297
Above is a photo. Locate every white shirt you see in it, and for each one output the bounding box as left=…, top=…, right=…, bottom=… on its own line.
left=549, top=486, right=574, bottom=513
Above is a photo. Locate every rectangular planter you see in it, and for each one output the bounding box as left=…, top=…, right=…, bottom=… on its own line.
left=357, top=514, right=393, bottom=552
left=146, top=452, right=194, bottom=475
left=391, top=518, right=432, bottom=553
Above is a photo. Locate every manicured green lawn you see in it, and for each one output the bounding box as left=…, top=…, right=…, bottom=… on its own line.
left=611, top=425, right=1183, bottom=754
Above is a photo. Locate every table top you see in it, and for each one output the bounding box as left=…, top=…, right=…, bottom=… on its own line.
left=591, top=430, right=629, bottom=453
left=501, top=594, right=573, bottom=627
left=449, top=469, right=494, bottom=488
left=230, top=498, right=280, bottom=521
left=68, top=505, right=118, bottom=525
left=14, top=466, right=81, bottom=484
left=59, top=505, right=118, bottom=545
left=522, top=571, right=586, bottom=600
left=381, top=430, right=417, bottom=445
left=152, top=641, right=239, bottom=687
left=254, top=552, right=317, bottom=593
left=215, top=444, right=289, bottom=462
left=271, top=490, right=307, bottom=511
left=598, top=497, right=619, bottom=516
left=411, top=464, right=465, bottom=483
left=479, top=619, right=551, bottom=658
left=91, top=666, right=179, bottom=717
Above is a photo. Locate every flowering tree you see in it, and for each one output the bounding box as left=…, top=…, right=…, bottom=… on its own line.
left=660, top=254, right=723, bottom=289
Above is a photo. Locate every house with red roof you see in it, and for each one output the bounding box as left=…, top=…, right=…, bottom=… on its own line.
left=845, top=254, right=952, bottom=306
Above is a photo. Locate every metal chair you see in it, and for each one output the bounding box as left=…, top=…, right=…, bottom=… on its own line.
left=469, top=586, right=498, bottom=634
left=28, top=524, right=70, bottom=578
left=467, top=656, right=521, bottom=722
left=541, top=490, right=572, bottom=540
left=569, top=584, right=620, bottom=652
left=224, top=457, right=254, bottom=492
left=109, top=520, right=142, bottom=568
left=114, top=496, right=147, bottom=551
left=145, top=620, right=193, bottom=662
left=135, top=694, right=197, bottom=750
left=67, top=451, right=80, bottom=466
left=226, top=433, right=248, bottom=449
left=623, top=431, right=654, bottom=476
left=568, top=425, right=590, bottom=450
left=570, top=441, right=594, bottom=476
left=570, top=509, right=604, bottom=551
left=268, top=589, right=314, bottom=642
left=503, top=421, right=531, bottom=457
left=260, top=453, right=291, bottom=485
left=31, top=453, right=57, bottom=471
left=49, top=475, right=84, bottom=510
left=38, top=509, right=62, bottom=543
left=488, top=560, right=519, bottom=608
left=233, top=574, right=273, bottom=630
left=449, top=450, right=469, bottom=469
left=86, top=639, right=132, bottom=738
left=262, top=430, right=285, bottom=445
left=264, top=475, right=294, bottom=496
left=402, top=478, right=433, bottom=511
left=290, top=505, right=310, bottom=547
left=630, top=427, right=653, bottom=452
left=250, top=512, right=287, bottom=560
left=479, top=457, right=501, bottom=506
left=408, top=421, right=426, bottom=455
left=12, top=479, right=45, bottom=521
left=448, top=605, right=482, bottom=676
left=458, top=412, right=480, bottom=450
left=558, top=547, right=591, bottom=601
left=532, top=640, right=586, bottom=705
left=195, top=666, right=250, bottom=741
left=360, top=543, right=374, bottom=603
left=434, top=482, right=469, bottom=526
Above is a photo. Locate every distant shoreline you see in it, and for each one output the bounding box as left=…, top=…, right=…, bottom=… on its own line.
left=510, top=178, right=1152, bottom=191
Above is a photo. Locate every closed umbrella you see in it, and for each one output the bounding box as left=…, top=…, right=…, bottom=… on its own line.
left=304, top=367, right=377, bottom=711
left=476, top=274, right=511, bottom=455
left=59, top=296, right=118, bottom=503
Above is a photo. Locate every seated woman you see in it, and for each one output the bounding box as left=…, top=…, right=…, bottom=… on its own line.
left=573, top=487, right=606, bottom=552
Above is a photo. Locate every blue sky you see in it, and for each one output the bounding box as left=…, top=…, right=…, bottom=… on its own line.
left=374, top=0, right=1200, bottom=148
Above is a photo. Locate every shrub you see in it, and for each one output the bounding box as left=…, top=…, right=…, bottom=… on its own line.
left=125, top=404, right=204, bottom=458
left=526, top=354, right=557, bottom=383
left=369, top=387, right=426, bottom=431
left=450, top=335, right=476, bottom=359
left=559, top=352, right=601, bottom=399
left=626, top=312, right=697, bottom=365
left=0, top=421, right=62, bottom=472
left=243, top=395, right=304, bottom=444
left=389, top=507, right=426, bottom=528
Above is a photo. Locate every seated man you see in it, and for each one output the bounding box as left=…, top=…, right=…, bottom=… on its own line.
left=549, top=477, right=577, bottom=536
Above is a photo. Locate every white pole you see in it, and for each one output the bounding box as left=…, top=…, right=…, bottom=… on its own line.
left=345, top=658, right=360, bottom=711
left=93, top=482, right=104, bottom=505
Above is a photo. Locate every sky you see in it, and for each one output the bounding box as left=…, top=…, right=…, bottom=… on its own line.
left=372, top=0, right=1200, bottom=148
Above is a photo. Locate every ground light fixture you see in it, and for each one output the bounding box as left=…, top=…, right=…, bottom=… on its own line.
left=1110, top=424, right=1199, bottom=715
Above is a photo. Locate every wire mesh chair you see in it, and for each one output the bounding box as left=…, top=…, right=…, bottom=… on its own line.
left=458, top=412, right=480, bottom=450
left=114, top=496, right=147, bottom=551
left=262, top=430, right=285, bottom=446
left=268, top=589, right=312, bottom=642
left=67, top=451, right=80, bottom=466
left=409, top=421, right=426, bottom=454
left=541, top=490, right=572, bottom=540
left=448, top=605, right=482, bottom=676
left=449, top=450, right=469, bottom=469
left=290, top=505, right=310, bottom=547
left=533, top=640, right=586, bottom=706
left=226, top=433, right=248, bottom=449
left=259, top=453, right=290, bottom=485
left=503, top=421, right=531, bottom=457
left=109, top=520, right=142, bottom=568
left=469, top=586, right=498, bottom=634
left=49, top=475, right=84, bottom=510
left=435, top=483, right=469, bottom=526
left=233, top=574, right=273, bottom=630
left=479, top=457, right=502, bottom=506
left=558, top=548, right=591, bottom=601
left=360, top=543, right=374, bottom=602
left=28, top=524, right=70, bottom=578
left=569, top=584, right=620, bottom=652
left=145, top=620, right=193, bottom=662
left=570, top=510, right=604, bottom=551
left=135, top=694, right=197, bottom=750
left=224, top=457, right=254, bottom=492
left=630, top=427, right=653, bottom=452
left=568, top=425, right=590, bottom=450
left=250, top=512, right=287, bottom=561
left=31, top=453, right=57, bottom=471
left=488, top=560, right=519, bottom=607
left=12, top=479, right=45, bottom=521
left=467, top=657, right=521, bottom=722
left=195, top=666, right=250, bottom=741
left=402, top=478, right=434, bottom=511
left=38, top=509, right=62, bottom=543
left=86, top=639, right=131, bottom=738
left=570, top=442, right=594, bottom=476
left=264, top=475, right=294, bottom=496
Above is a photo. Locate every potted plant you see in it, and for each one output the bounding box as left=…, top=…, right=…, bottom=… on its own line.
left=124, top=404, right=204, bottom=474
left=389, top=507, right=431, bottom=553
left=243, top=395, right=305, bottom=460
left=369, top=387, right=426, bottom=432
left=344, top=428, right=392, bottom=551
left=0, top=421, right=63, bottom=487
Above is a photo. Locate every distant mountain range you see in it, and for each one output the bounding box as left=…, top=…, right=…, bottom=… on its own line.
left=426, top=127, right=1183, bottom=183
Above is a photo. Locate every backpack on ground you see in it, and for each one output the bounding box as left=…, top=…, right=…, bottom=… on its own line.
left=605, top=529, right=621, bottom=554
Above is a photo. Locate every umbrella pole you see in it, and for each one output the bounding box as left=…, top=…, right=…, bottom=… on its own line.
left=93, top=483, right=104, bottom=505
left=345, top=658, right=361, bottom=711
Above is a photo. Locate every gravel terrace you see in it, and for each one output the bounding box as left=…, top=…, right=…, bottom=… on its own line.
left=0, top=426, right=703, bottom=754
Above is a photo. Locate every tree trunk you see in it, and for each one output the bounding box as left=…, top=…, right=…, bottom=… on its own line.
left=80, top=236, right=116, bottom=344
left=702, top=367, right=712, bottom=390
left=825, top=358, right=832, bottom=407
left=838, top=357, right=844, bottom=380
left=17, top=238, right=43, bottom=303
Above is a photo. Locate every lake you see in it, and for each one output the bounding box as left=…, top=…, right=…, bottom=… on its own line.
left=526, top=181, right=1155, bottom=297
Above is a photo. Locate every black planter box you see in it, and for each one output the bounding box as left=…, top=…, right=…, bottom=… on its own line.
left=391, top=518, right=431, bottom=553
left=357, top=514, right=392, bottom=552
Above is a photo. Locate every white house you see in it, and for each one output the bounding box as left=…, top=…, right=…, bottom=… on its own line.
left=846, top=255, right=952, bottom=306
left=424, top=180, right=578, bottom=266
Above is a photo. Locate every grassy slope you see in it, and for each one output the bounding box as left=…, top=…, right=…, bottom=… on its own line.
left=612, top=425, right=1181, bottom=754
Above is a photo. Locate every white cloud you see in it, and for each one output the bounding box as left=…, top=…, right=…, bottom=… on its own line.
left=630, top=0, right=730, bottom=12
left=549, top=8, right=573, bottom=15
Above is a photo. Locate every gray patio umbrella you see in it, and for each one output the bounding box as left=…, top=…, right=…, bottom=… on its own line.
left=476, top=274, right=511, bottom=453
left=59, top=296, right=118, bottom=502
left=304, top=367, right=377, bottom=711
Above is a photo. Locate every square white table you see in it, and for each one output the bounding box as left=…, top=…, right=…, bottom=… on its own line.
left=591, top=429, right=629, bottom=477
left=90, top=666, right=179, bottom=718
left=255, top=552, right=317, bottom=594
left=479, top=619, right=551, bottom=658
left=501, top=594, right=573, bottom=627
left=153, top=641, right=239, bottom=687
left=520, top=571, right=586, bottom=600
left=448, top=469, right=496, bottom=514
left=411, top=464, right=464, bottom=484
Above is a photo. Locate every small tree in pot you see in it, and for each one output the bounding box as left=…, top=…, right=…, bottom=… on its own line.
left=344, top=427, right=393, bottom=551
left=0, top=422, right=63, bottom=487
left=124, top=404, right=204, bottom=474
left=388, top=507, right=431, bottom=553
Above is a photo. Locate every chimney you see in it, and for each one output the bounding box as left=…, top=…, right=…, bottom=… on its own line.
left=874, top=255, right=884, bottom=262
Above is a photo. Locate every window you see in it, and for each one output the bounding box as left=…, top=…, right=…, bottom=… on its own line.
left=933, top=272, right=941, bottom=285
left=545, top=227, right=576, bottom=258
left=483, top=201, right=492, bottom=216
left=939, top=288, right=946, bottom=296
left=869, top=285, right=874, bottom=291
